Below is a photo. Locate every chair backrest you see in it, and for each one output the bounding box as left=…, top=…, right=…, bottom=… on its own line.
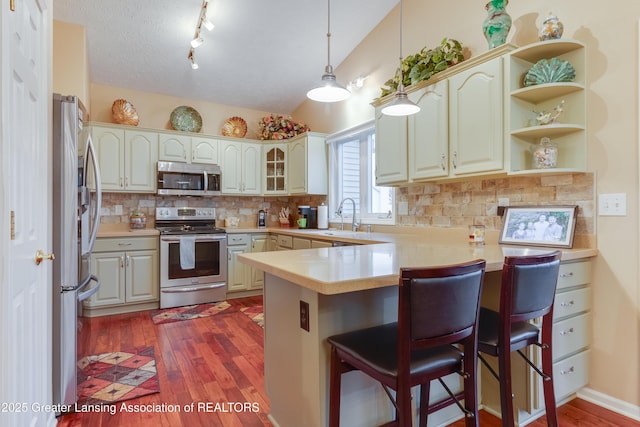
left=398, top=259, right=486, bottom=351
left=501, top=251, right=562, bottom=323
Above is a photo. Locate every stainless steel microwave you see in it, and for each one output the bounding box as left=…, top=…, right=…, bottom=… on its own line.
left=157, top=161, right=221, bottom=196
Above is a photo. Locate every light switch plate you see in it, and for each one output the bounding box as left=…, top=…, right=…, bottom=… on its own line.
left=598, top=193, right=627, bottom=216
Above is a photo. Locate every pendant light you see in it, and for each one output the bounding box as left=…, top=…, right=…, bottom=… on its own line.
left=381, top=0, right=420, bottom=116
left=307, top=0, right=351, bottom=103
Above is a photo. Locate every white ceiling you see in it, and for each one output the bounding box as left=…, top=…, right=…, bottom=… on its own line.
left=53, top=0, right=398, bottom=114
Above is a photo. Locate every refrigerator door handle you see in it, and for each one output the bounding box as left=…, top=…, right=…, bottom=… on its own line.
left=77, top=274, right=100, bottom=302
left=84, top=134, right=102, bottom=253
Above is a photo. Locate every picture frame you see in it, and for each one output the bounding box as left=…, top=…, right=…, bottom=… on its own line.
left=499, top=205, right=578, bottom=248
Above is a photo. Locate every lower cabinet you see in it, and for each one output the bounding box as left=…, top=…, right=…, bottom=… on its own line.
left=480, top=259, right=592, bottom=424
left=227, top=233, right=267, bottom=295
left=83, top=236, right=159, bottom=316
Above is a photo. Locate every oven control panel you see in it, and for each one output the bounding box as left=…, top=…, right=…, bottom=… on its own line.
left=156, top=207, right=216, bottom=220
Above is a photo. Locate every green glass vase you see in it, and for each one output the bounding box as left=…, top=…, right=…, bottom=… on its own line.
left=482, top=0, right=512, bottom=49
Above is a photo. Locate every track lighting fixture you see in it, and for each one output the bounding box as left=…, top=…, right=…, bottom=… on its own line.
left=187, top=0, right=213, bottom=69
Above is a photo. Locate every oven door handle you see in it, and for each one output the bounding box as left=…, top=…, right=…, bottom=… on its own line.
left=161, top=235, right=227, bottom=243
left=161, top=283, right=227, bottom=293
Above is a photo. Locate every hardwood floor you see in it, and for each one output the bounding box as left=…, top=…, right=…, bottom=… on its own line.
left=58, top=296, right=637, bottom=426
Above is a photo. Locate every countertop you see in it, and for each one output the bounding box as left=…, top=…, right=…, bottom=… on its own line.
left=97, top=223, right=159, bottom=238
left=237, top=227, right=597, bottom=295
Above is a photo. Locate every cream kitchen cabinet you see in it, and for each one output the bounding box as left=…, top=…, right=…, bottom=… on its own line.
left=220, top=140, right=261, bottom=194
left=506, top=40, right=586, bottom=174
left=158, top=132, right=219, bottom=165
left=227, top=233, right=266, bottom=295
left=374, top=108, right=408, bottom=186
left=480, top=258, right=592, bottom=425
left=408, top=79, right=449, bottom=180
left=89, top=124, right=158, bottom=192
left=448, top=55, right=504, bottom=176
left=263, top=143, right=287, bottom=194
left=374, top=45, right=514, bottom=185
left=288, top=132, right=328, bottom=195
left=83, top=236, right=159, bottom=316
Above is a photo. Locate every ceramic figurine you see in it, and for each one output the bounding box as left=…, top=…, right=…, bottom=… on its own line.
left=533, top=100, right=565, bottom=126
left=539, top=12, right=564, bottom=41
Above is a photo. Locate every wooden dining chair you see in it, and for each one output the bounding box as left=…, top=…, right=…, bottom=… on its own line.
left=326, top=259, right=486, bottom=427
left=477, top=251, right=562, bottom=427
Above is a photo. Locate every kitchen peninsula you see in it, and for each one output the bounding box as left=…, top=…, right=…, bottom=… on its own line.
left=238, top=229, right=596, bottom=427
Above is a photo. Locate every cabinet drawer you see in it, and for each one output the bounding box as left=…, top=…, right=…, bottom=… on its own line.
left=557, top=260, right=591, bottom=290
left=227, top=234, right=250, bottom=246
left=277, top=234, right=293, bottom=249
left=554, top=288, right=589, bottom=320
left=553, top=350, right=590, bottom=399
left=553, top=313, right=590, bottom=361
left=94, top=237, right=157, bottom=252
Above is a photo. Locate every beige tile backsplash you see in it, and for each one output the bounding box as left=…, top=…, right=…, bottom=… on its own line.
left=100, top=172, right=594, bottom=236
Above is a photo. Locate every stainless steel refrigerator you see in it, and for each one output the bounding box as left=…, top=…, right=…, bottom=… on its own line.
left=52, top=93, right=102, bottom=408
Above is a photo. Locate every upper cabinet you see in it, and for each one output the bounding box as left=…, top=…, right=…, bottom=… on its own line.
left=288, top=132, right=328, bottom=195
left=158, top=132, right=219, bottom=165
left=408, top=79, right=449, bottom=181
left=219, top=140, right=261, bottom=194
left=89, top=124, right=158, bottom=193
left=448, top=56, right=505, bottom=176
left=263, top=143, right=288, bottom=194
left=506, top=40, right=586, bottom=174
left=373, top=41, right=587, bottom=185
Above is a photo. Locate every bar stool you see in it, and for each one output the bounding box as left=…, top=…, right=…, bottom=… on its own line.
left=477, top=251, right=562, bottom=427
left=326, top=260, right=486, bottom=427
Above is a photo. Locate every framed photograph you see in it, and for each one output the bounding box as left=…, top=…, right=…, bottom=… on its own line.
left=499, top=205, right=578, bottom=248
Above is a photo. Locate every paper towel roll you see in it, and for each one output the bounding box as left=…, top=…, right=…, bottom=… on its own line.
left=317, top=204, right=329, bottom=229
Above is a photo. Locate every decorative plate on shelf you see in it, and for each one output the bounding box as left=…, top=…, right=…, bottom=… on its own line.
left=221, top=116, right=248, bottom=138
left=523, top=58, right=576, bottom=87
left=111, top=99, right=139, bottom=126
left=170, top=106, right=202, bottom=132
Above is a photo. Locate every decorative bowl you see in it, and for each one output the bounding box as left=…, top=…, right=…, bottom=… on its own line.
left=523, top=58, right=576, bottom=87
left=170, top=106, right=202, bottom=132
left=112, top=99, right=139, bottom=126
left=221, top=116, right=248, bottom=138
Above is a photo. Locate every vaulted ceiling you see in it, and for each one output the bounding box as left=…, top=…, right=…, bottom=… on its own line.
left=53, top=0, right=398, bottom=113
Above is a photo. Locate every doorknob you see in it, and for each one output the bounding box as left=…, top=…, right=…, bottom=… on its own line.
left=35, top=249, right=55, bottom=265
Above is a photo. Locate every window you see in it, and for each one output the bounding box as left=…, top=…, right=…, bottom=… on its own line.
left=328, top=121, right=395, bottom=225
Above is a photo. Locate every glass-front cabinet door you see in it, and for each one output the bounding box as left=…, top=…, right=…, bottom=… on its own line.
left=263, top=144, right=287, bottom=194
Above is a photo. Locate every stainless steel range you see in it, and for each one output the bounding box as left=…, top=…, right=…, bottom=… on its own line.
left=156, top=207, right=227, bottom=308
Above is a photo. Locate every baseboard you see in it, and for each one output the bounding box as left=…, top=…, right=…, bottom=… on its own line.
left=577, top=387, right=640, bottom=421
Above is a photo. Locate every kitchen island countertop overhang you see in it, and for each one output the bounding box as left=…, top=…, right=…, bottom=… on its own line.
left=237, top=230, right=597, bottom=295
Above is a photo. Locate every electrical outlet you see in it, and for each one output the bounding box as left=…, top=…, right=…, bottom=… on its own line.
left=300, top=300, right=310, bottom=332
left=599, top=193, right=627, bottom=216
left=498, top=197, right=510, bottom=206
left=114, top=205, right=123, bottom=215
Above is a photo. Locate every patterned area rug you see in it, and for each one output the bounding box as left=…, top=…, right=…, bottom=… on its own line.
left=77, top=346, right=159, bottom=405
left=149, top=300, right=231, bottom=324
left=241, top=305, right=264, bottom=328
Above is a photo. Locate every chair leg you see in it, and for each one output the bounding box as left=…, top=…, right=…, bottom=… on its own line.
left=419, top=382, right=430, bottom=427
left=463, top=351, right=479, bottom=427
left=328, top=347, right=342, bottom=427
left=396, top=382, right=412, bottom=427
left=541, top=319, right=559, bottom=427
left=498, top=350, right=516, bottom=427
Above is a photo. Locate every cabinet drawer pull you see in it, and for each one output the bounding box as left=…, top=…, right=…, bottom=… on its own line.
left=559, top=327, right=574, bottom=335
left=559, top=300, right=574, bottom=307
left=560, top=366, right=575, bottom=375
left=118, top=242, right=133, bottom=246
left=560, top=271, right=574, bottom=278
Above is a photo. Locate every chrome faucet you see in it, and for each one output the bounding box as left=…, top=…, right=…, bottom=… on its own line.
left=336, top=198, right=360, bottom=232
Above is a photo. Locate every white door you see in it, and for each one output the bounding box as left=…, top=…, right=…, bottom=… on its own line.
left=0, top=1, right=53, bottom=427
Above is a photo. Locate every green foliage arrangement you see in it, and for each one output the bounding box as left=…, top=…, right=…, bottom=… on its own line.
left=379, top=38, right=465, bottom=98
